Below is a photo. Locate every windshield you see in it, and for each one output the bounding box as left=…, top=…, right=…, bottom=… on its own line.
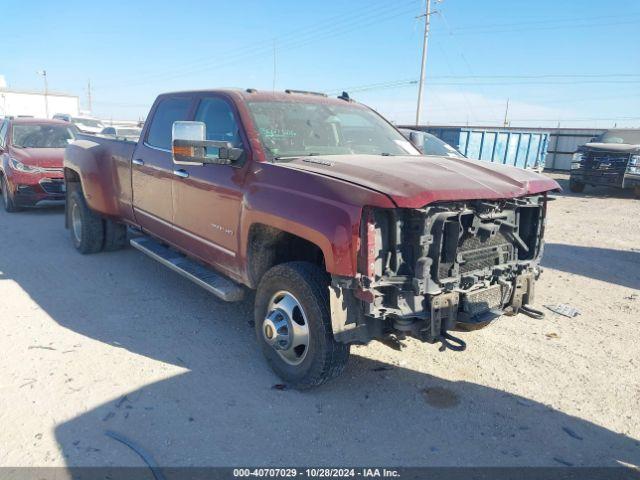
left=73, top=118, right=102, bottom=128
left=595, top=130, right=640, bottom=145
left=12, top=124, right=76, bottom=148
left=246, top=101, right=419, bottom=159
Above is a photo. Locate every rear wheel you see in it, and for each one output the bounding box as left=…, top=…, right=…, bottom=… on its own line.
left=255, top=262, right=350, bottom=389
left=68, top=190, right=104, bottom=254
left=569, top=179, right=585, bottom=193
left=1, top=176, right=20, bottom=212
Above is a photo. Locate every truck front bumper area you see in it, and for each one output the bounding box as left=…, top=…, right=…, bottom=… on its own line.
left=329, top=269, right=539, bottom=349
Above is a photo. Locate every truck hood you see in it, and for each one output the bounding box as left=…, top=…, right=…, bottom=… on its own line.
left=581, top=142, right=640, bottom=153
left=10, top=147, right=65, bottom=169
left=281, top=154, right=560, bottom=208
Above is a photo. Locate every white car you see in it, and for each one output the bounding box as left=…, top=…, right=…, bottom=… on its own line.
left=52, top=114, right=104, bottom=134
left=100, top=126, right=142, bottom=141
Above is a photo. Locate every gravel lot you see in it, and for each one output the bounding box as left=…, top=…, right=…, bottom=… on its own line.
left=0, top=173, right=638, bottom=467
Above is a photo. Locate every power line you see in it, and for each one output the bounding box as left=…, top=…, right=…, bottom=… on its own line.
left=133, top=1, right=415, bottom=80
left=441, top=19, right=640, bottom=35
left=436, top=12, right=640, bottom=33
left=326, top=74, right=640, bottom=95
left=99, top=0, right=419, bottom=90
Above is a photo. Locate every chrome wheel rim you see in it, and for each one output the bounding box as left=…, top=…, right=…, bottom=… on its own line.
left=263, top=291, right=310, bottom=366
left=71, top=202, right=82, bottom=244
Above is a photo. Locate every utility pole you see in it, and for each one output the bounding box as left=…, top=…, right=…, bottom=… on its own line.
left=415, top=0, right=432, bottom=126
left=37, top=70, right=49, bottom=118
left=87, top=79, right=93, bottom=113
left=503, top=98, right=509, bottom=127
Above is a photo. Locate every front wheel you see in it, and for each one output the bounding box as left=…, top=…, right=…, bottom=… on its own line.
left=569, top=179, right=585, bottom=193
left=634, top=186, right=640, bottom=200
left=68, top=190, right=104, bottom=254
left=255, top=262, right=350, bottom=389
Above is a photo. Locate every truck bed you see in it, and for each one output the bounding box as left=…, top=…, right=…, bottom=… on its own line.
left=64, top=134, right=137, bottom=223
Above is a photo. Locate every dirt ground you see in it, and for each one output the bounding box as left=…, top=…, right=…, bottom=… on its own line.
left=0, top=173, right=638, bottom=468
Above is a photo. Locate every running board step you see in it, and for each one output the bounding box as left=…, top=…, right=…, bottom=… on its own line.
left=130, top=236, right=244, bottom=302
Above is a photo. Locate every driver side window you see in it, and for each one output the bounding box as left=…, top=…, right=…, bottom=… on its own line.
left=194, top=97, right=242, bottom=147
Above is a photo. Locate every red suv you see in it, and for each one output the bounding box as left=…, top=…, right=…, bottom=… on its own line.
left=0, top=118, right=75, bottom=212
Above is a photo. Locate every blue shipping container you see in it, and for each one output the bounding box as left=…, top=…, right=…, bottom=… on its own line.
left=423, top=127, right=549, bottom=170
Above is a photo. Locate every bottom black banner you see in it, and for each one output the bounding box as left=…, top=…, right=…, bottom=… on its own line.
left=0, top=467, right=638, bottom=480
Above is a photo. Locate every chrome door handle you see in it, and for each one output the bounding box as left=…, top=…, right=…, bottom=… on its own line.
left=173, top=169, right=189, bottom=179
left=132, top=158, right=144, bottom=166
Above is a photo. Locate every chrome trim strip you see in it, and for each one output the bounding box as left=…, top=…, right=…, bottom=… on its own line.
left=134, top=208, right=236, bottom=257
left=142, top=141, right=171, bottom=153
left=174, top=159, right=204, bottom=166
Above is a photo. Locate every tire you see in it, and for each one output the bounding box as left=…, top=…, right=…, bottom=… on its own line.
left=634, top=186, right=640, bottom=200
left=1, top=176, right=20, bottom=212
left=103, top=219, right=128, bottom=251
left=569, top=179, right=585, bottom=193
left=68, top=190, right=104, bottom=254
left=255, top=262, right=350, bottom=389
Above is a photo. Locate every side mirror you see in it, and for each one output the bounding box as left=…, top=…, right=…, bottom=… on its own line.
left=408, top=131, right=425, bottom=154
left=172, top=121, right=243, bottom=166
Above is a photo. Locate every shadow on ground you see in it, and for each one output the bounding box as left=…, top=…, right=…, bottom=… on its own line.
left=1, top=208, right=639, bottom=467
left=543, top=244, right=640, bottom=290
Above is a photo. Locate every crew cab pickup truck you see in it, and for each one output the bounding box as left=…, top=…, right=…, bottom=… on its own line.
left=570, top=129, right=640, bottom=198
left=64, top=89, right=559, bottom=388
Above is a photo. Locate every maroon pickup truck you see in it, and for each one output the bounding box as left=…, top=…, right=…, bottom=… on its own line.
left=64, top=89, right=559, bottom=388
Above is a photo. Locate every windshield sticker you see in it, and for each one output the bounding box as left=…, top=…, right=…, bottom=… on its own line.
left=260, top=127, right=297, bottom=138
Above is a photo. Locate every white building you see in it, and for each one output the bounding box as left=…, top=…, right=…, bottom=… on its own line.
left=0, top=75, right=79, bottom=119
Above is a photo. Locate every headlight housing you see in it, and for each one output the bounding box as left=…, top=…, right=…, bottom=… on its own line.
left=570, top=152, right=584, bottom=170
left=8, top=157, right=43, bottom=173
left=628, top=155, right=640, bottom=174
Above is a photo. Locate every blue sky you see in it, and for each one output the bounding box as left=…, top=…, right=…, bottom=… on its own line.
left=2, top=0, right=639, bottom=127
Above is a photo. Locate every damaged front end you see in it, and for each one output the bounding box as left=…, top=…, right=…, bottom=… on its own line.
left=330, top=195, right=548, bottom=351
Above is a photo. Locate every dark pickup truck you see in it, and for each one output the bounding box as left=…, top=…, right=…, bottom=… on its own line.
left=570, top=129, right=640, bottom=197
left=64, top=89, right=559, bottom=388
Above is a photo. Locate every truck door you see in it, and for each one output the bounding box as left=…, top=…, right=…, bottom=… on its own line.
left=171, top=96, right=245, bottom=276
left=132, top=95, right=193, bottom=240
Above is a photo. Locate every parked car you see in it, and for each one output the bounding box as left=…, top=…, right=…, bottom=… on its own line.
left=0, top=117, right=75, bottom=211
left=400, top=128, right=465, bottom=157
left=53, top=113, right=104, bottom=134
left=570, top=129, right=640, bottom=198
left=100, top=126, right=142, bottom=141
left=63, top=89, right=559, bottom=388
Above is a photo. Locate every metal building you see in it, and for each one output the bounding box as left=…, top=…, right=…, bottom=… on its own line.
left=0, top=87, right=79, bottom=119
